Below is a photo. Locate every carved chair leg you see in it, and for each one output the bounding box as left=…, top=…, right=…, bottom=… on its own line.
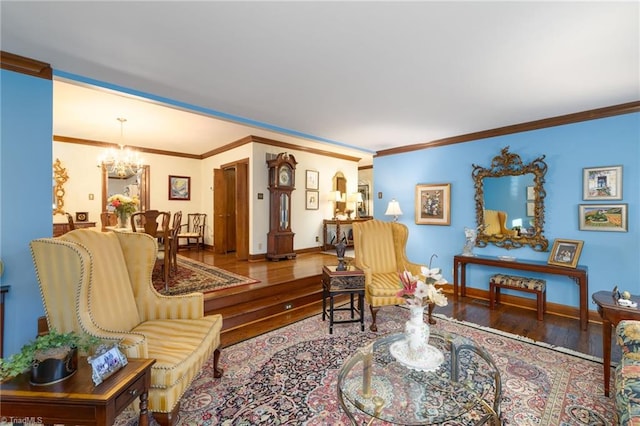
left=427, top=302, right=436, bottom=325
left=369, top=306, right=379, bottom=332
left=213, top=348, right=223, bottom=378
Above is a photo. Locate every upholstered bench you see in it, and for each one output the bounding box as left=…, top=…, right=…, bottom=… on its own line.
left=489, top=274, right=546, bottom=321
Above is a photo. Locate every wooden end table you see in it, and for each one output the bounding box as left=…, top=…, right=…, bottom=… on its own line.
left=0, top=357, right=155, bottom=426
left=592, top=290, right=640, bottom=397
left=322, top=265, right=365, bottom=334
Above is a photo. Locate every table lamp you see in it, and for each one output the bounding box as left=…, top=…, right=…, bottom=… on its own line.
left=385, top=199, right=403, bottom=222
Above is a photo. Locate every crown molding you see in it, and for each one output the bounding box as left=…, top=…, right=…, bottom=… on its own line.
left=1, top=51, right=52, bottom=80
left=375, top=101, right=640, bottom=158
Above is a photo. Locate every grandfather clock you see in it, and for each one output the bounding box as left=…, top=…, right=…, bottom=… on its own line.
left=266, top=152, right=298, bottom=260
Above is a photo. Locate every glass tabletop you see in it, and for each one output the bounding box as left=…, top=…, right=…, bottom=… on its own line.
left=337, top=331, right=501, bottom=425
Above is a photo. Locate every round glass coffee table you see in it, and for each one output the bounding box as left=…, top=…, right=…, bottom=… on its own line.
left=337, top=331, right=501, bottom=425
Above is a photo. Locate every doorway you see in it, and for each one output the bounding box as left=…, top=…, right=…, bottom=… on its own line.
left=213, top=160, right=249, bottom=260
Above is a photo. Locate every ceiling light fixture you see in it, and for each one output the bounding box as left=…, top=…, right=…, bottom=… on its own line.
left=97, top=117, right=143, bottom=178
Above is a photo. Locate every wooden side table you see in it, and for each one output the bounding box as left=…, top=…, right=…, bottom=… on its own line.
left=322, top=265, right=365, bottom=334
left=592, top=290, right=640, bottom=397
left=0, top=357, right=155, bottom=426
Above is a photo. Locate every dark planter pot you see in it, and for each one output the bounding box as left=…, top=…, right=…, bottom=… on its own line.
left=30, top=347, right=78, bottom=385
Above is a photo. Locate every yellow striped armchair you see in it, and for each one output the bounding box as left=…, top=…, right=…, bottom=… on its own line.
left=30, top=229, right=223, bottom=426
left=353, top=219, right=432, bottom=331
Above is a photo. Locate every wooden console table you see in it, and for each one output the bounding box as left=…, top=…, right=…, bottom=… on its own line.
left=0, top=357, right=155, bottom=426
left=453, top=254, right=589, bottom=330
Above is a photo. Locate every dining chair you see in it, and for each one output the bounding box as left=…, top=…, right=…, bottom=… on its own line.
left=177, top=213, right=206, bottom=251
left=169, top=211, right=182, bottom=275
left=99, top=211, right=118, bottom=231
left=65, top=213, right=76, bottom=231
left=131, top=210, right=171, bottom=288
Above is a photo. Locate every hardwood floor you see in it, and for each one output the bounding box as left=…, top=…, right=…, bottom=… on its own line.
left=179, top=249, right=620, bottom=362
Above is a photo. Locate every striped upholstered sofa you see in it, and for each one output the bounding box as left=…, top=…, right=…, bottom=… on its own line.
left=30, top=229, right=223, bottom=426
left=616, top=320, right=640, bottom=425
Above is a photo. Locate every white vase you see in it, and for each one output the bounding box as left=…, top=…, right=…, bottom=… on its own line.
left=404, top=305, right=430, bottom=358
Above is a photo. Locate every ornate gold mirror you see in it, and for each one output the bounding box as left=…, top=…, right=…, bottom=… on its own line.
left=52, top=158, right=68, bottom=214
left=472, top=146, right=549, bottom=251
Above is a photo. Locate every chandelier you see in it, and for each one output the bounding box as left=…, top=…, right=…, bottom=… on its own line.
left=98, top=118, right=143, bottom=178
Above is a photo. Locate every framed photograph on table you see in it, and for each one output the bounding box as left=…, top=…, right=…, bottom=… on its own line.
left=579, top=203, right=628, bottom=232
left=168, top=175, right=190, bottom=200
left=415, top=183, right=451, bottom=225
left=305, top=170, right=319, bottom=190
left=305, top=190, right=319, bottom=210
left=583, top=165, right=622, bottom=200
left=547, top=239, right=584, bottom=268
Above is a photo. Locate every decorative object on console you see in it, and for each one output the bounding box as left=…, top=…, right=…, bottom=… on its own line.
left=547, top=238, right=584, bottom=268
left=461, top=226, right=477, bottom=257
left=75, top=212, right=88, bottom=222
left=579, top=203, right=628, bottom=232
left=97, top=118, right=143, bottom=179
left=384, top=199, right=402, bottom=222
left=583, top=165, right=622, bottom=201
left=415, top=183, right=451, bottom=225
left=107, top=194, right=139, bottom=228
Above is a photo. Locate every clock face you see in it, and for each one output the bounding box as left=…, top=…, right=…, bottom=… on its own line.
left=279, top=166, right=291, bottom=186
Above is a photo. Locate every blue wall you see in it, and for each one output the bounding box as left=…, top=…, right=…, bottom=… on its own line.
left=0, top=69, right=53, bottom=356
left=374, top=113, right=639, bottom=309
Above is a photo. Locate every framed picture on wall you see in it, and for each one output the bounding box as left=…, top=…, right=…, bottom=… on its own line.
left=547, top=239, right=584, bottom=268
left=168, top=175, right=191, bottom=200
left=583, top=165, right=622, bottom=200
left=305, top=190, right=319, bottom=210
left=415, top=183, right=451, bottom=225
left=579, top=203, right=628, bottom=232
left=305, top=170, right=319, bottom=190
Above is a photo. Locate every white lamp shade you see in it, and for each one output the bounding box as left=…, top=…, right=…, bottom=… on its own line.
left=385, top=199, right=403, bottom=216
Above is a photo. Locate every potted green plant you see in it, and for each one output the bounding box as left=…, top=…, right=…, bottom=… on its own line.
left=0, top=329, right=101, bottom=385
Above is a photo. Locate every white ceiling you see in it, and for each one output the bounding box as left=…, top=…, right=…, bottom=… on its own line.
left=2, top=1, right=638, bottom=163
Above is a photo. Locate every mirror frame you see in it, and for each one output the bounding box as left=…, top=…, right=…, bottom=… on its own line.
left=101, top=164, right=150, bottom=213
left=53, top=158, right=69, bottom=215
left=472, top=146, right=549, bottom=251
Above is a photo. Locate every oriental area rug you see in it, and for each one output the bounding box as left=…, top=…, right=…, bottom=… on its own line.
left=115, top=306, right=614, bottom=425
left=152, top=255, right=259, bottom=296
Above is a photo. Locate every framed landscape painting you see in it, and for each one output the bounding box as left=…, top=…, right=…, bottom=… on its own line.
left=415, top=183, right=451, bottom=225
left=579, top=204, right=628, bottom=232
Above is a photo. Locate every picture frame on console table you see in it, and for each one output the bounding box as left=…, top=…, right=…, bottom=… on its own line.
left=547, top=239, right=584, bottom=268
left=579, top=203, right=628, bottom=232
left=415, top=183, right=451, bottom=225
